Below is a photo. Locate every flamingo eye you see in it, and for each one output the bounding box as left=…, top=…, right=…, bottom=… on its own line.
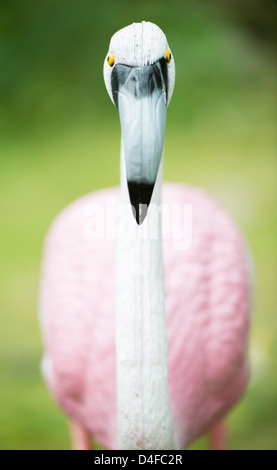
left=107, top=53, right=115, bottom=67
left=165, top=49, right=171, bottom=64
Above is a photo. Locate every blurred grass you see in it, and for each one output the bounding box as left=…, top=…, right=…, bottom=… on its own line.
left=0, top=0, right=276, bottom=450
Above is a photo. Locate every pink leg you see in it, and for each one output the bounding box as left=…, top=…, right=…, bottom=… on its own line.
left=208, top=421, right=227, bottom=450
left=70, top=420, right=92, bottom=450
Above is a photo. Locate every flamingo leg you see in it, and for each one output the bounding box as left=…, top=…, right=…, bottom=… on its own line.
left=70, top=420, right=92, bottom=450
left=208, top=421, right=227, bottom=450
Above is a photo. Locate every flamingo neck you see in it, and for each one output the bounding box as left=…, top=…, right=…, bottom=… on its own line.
left=115, top=138, right=177, bottom=450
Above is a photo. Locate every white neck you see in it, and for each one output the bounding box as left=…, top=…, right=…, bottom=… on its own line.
left=115, top=138, right=177, bottom=450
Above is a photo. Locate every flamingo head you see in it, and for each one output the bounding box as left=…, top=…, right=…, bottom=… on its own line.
left=104, top=22, right=175, bottom=224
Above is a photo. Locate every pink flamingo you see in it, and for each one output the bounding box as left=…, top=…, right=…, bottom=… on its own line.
left=39, top=22, right=251, bottom=450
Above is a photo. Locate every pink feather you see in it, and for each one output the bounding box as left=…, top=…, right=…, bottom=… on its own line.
left=40, top=183, right=250, bottom=449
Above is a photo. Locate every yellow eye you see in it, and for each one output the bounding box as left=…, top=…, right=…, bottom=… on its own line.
left=166, top=49, right=171, bottom=64
left=107, top=53, right=115, bottom=67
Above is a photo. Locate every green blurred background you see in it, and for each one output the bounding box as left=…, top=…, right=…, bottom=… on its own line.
left=0, top=0, right=276, bottom=450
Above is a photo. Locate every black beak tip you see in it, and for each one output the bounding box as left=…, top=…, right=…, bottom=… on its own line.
left=131, top=205, right=147, bottom=225
left=128, top=181, right=155, bottom=225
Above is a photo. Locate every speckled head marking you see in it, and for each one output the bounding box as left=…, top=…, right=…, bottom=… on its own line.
left=104, top=21, right=175, bottom=107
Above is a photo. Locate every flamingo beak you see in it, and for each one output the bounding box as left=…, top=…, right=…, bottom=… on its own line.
left=111, top=62, right=167, bottom=224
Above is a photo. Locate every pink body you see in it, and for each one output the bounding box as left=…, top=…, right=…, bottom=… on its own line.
left=40, top=183, right=250, bottom=449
